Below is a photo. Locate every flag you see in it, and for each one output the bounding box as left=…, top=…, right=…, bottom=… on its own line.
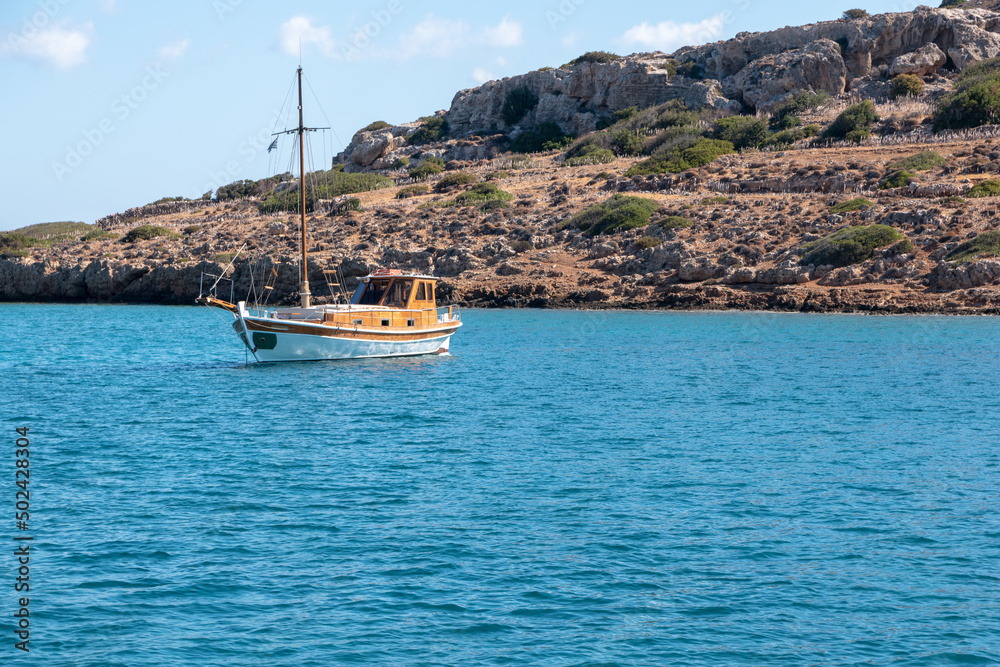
left=267, top=139, right=278, bottom=153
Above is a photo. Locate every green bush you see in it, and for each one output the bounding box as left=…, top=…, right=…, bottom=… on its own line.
left=842, top=8, right=868, bottom=19
left=934, top=57, right=1000, bottom=130
left=675, top=60, right=703, bottom=79
left=625, top=138, right=735, bottom=175
left=501, top=86, right=539, bottom=125
left=890, top=74, right=924, bottom=99
left=0, top=232, right=39, bottom=257
left=940, top=196, right=967, bottom=205
left=801, top=225, right=904, bottom=267
left=259, top=170, right=393, bottom=213
left=770, top=91, right=829, bottom=128
left=150, top=196, right=188, bottom=205
left=217, top=174, right=292, bottom=201
left=823, top=100, right=879, bottom=139
left=397, top=185, right=429, bottom=199
left=484, top=170, right=510, bottom=180
left=360, top=120, right=391, bottom=132
left=879, top=170, right=916, bottom=189
left=562, top=194, right=660, bottom=236
left=408, top=116, right=449, bottom=145
left=408, top=161, right=445, bottom=180
left=660, top=60, right=678, bottom=75
left=967, top=179, right=1000, bottom=197
left=213, top=252, right=237, bottom=264
left=657, top=216, right=694, bottom=230
left=564, top=148, right=616, bottom=167
left=80, top=229, right=117, bottom=242
left=636, top=236, right=662, bottom=249
left=182, top=225, right=202, bottom=235
left=830, top=198, right=873, bottom=214
left=392, top=157, right=410, bottom=169
left=845, top=128, right=871, bottom=143
left=434, top=172, right=478, bottom=191
left=564, top=51, right=620, bottom=67
left=511, top=239, right=533, bottom=253
left=715, top=115, right=771, bottom=150
left=945, top=230, right=1000, bottom=262
left=433, top=183, right=514, bottom=210
left=702, top=196, right=732, bottom=204
left=510, top=122, right=574, bottom=153
left=122, top=225, right=180, bottom=243
left=891, top=239, right=915, bottom=254
left=772, top=114, right=803, bottom=130
left=890, top=150, right=945, bottom=171
left=611, top=129, right=644, bottom=156
left=940, top=0, right=967, bottom=7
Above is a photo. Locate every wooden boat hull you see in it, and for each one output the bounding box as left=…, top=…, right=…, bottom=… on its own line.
left=236, top=313, right=459, bottom=362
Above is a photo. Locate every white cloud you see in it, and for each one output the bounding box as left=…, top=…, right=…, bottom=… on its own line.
left=392, top=15, right=470, bottom=60
left=620, top=13, right=727, bottom=52
left=159, top=39, right=190, bottom=60
left=279, top=16, right=338, bottom=58
left=472, top=67, right=495, bottom=84
left=483, top=16, right=522, bottom=47
left=0, top=21, right=93, bottom=69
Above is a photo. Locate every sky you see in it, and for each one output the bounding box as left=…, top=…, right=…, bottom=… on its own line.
left=0, top=0, right=927, bottom=230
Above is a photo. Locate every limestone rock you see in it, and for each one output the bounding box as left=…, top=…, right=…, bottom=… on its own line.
left=889, top=42, right=947, bottom=76
left=733, top=39, right=847, bottom=112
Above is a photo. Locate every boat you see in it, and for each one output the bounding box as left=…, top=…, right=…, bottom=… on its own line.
left=197, top=67, right=462, bottom=362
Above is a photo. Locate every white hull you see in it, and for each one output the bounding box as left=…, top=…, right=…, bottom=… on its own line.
left=244, top=326, right=453, bottom=363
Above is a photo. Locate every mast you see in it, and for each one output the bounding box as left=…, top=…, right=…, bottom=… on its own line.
left=297, top=66, right=310, bottom=308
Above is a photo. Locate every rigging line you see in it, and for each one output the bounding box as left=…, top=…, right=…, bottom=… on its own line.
left=303, top=73, right=344, bottom=152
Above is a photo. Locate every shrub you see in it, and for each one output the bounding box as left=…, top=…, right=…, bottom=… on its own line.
left=625, top=138, right=735, bottom=175
left=660, top=60, right=678, bottom=75
left=511, top=239, right=533, bottom=253
left=360, top=120, right=391, bottom=132
left=501, top=86, right=539, bottom=125
left=408, top=116, right=449, bottom=145
left=434, top=172, right=478, bottom=191
left=830, top=198, right=873, bottom=214
left=702, top=196, right=732, bottom=204
left=397, top=184, right=429, bottom=199
left=845, top=128, right=871, bottom=143
left=890, top=74, right=925, bottom=99
left=564, top=148, right=616, bottom=167
left=213, top=252, right=237, bottom=264
left=151, top=196, right=188, bottom=205
left=715, top=115, right=771, bottom=150
left=611, top=129, right=644, bottom=156
left=657, top=216, right=694, bottom=230
left=408, top=161, right=445, bottom=179
left=122, top=225, right=179, bottom=243
left=484, top=171, right=510, bottom=180
left=510, top=122, right=574, bottom=153
left=563, top=194, right=660, bottom=236
left=933, top=57, right=1000, bottom=130
left=945, top=230, right=1000, bottom=262
left=842, top=9, right=869, bottom=19
left=564, top=51, right=620, bottom=67
left=427, top=183, right=513, bottom=210
left=890, top=150, right=945, bottom=171
left=392, top=157, right=410, bottom=169
left=259, top=170, right=394, bottom=212
left=772, top=114, right=803, bottom=130
left=770, top=91, right=829, bottom=129
left=182, top=225, right=202, bottom=235
left=891, top=239, right=915, bottom=254
left=967, top=179, right=1000, bottom=197
left=879, top=170, right=916, bottom=189
left=801, top=225, right=904, bottom=267
left=940, top=0, right=967, bottom=7
left=940, top=196, right=967, bottom=205
left=0, top=232, right=38, bottom=257
left=823, top=100, right=879, bottom=139
left=80, top=229, right=117, bottom=242
left=675, top=60, right=703, bottom=79
left=636, top=236, right=662, bottom=249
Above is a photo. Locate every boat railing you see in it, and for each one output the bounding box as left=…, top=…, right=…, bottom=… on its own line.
left=198, top=272, right=234, bottom=304
left=259, top=304, right=460, bottom=327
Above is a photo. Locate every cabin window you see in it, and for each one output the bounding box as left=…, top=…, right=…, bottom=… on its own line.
left=415, top=282, right=426, bottom=301
left=381, top=319, right=390, bottom=327
left=428, top=283, right=435, bottom=302
left=407, top=319, right=415, bottom=327
left=383, top=279, right=413, bottom=307
left=357, top=280, right=390, bottom=305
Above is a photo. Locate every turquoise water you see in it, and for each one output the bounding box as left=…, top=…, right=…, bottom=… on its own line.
left=3, top=304, right=1000, bottom=665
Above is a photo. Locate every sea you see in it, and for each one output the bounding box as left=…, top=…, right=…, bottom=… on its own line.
left=3, top=304, right=999, bottom=665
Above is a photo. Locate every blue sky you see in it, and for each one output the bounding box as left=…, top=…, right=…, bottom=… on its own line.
left=0, top=0, right=923, bottom=230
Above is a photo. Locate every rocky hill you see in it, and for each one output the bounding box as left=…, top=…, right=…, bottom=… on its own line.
left=4, top=5, right=1000, bottom=314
